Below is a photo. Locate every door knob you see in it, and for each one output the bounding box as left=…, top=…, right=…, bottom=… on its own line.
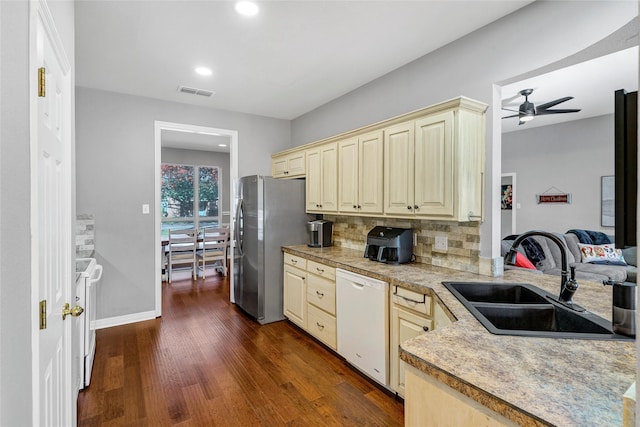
left=62, top=303, right=84, bottom=320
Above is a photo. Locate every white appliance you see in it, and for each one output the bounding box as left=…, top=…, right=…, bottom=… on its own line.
left=233, top=175, right=308, bottom=324
left=75, top=257, right=103, bottom=389
left=336, top=268, right=389, bottom=385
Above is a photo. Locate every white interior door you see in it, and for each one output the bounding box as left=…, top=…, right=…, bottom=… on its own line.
left=31, top=2, right=75, bottom=425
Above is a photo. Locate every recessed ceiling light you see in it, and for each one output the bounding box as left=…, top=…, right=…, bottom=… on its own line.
left=235, top=1, right=259, bottom=16
left=218, top=143, right=227, bottom=147
left=195, top=67, right=212, bottom=76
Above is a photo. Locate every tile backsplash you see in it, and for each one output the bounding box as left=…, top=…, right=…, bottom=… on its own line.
left=323, top=215, right=481, bottom=274
left=76, top=213, right=95, bottom=257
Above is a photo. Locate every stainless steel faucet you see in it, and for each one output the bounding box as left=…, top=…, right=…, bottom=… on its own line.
left=504, top=230, right=580, bottom=308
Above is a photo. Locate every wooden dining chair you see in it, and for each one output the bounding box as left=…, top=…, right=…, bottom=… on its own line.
left=167, top=227, right=198, bottom=283
left=196, top=227, right=229, bottom=278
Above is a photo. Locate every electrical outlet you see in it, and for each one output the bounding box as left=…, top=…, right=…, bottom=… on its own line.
left=142, top=204, right=150, bottom=214
left=434, top=235, right=448, bottom=251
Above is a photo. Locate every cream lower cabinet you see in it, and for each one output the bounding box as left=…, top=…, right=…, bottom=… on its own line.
left=390, top=285, right=434, bottom=397
left=283, top=255, right=337, bottom=349
left=405, top=365, right=518, bottom=427
left=338, top=130, right=383, bottom=214
left=306, top=143, right=338, bottom=213
left=283, top=255, right=307, bottom=329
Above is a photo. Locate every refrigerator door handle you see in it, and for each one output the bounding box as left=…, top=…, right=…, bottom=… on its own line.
left=235, top=198, right=244, bottom=256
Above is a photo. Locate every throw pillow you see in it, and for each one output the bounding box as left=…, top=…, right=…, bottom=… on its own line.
left=514, top=252, right=536, bottom=270
left=578, top=243, right=627, bottom=266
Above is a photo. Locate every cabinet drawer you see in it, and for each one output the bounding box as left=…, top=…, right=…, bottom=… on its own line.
left=307, top=303, right=337, bottom=350
left=306, top=274, right=336, bottom=315
left=284, top=253, right=307, bottom=270
left=392, top=286, right=432, bottom=317
left=307, top=260, right=335, bottom=280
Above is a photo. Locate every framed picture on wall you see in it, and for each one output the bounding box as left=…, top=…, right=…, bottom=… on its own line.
left=501, top=184, right=513, bottom=210
left=601, top=175, right=614, bottom=227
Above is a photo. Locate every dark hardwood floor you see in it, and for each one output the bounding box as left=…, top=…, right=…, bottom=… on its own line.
left=78, top=272, right=404, bottom=426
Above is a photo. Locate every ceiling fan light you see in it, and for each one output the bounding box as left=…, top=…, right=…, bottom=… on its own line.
left=520, top=115, right=535, bottom=122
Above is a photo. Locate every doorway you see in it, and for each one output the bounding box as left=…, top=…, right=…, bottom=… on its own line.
left=153, top=121, right=238, bottom=317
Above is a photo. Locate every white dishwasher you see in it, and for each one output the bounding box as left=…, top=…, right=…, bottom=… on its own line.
left=336, top=268, right=389, bottom=386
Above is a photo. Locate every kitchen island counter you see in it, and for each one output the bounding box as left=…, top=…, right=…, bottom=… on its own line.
left=282, top=245, right=636, bottom=427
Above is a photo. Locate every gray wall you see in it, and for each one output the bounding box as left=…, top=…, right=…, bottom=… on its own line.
left=1, top=0, right=75, bottom=424
left=502, top=114, right=615, bottom=235
left=76, top=87, right=290, bottom=320
left=161, top=147, right=231, bottom=222
left=0, top=2, right=32, bottom=423
left=290, top=1, right=637, bottom=259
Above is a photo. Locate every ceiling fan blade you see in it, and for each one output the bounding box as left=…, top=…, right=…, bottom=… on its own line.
left=502, top=92, right=523, bottom=106
left=518, top=120, right=526, bottom=126
left=502, top=113, right=520, bottom=119
left=536, top=108, right=581, bottom=115
left=536, top=96, right=573, bottom=111
left=501, top=107, right=520, bottom=113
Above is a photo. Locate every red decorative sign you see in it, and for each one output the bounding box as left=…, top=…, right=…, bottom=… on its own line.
left=537, top=194, right=571, bottom=204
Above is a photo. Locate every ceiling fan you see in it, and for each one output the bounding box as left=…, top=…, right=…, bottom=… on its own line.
left=502, top=88, right=581, bottom=125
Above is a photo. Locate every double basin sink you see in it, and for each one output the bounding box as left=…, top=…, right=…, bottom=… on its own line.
left=442, top=281, right=633, bottom=341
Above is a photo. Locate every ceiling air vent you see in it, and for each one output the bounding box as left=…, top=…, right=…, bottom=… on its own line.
left=177, top=85, right=215, bottom=98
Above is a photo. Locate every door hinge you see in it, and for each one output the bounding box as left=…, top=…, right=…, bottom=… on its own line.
left=39, top=300, right=47, bottom=330
left=38, top=67, right=46, bottom=97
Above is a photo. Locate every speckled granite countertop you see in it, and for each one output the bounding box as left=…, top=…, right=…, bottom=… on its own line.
left=282, top=245, right=636, bottom=427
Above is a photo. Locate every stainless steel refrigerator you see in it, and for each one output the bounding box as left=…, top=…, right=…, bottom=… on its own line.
left=233, top=175, right=307, bottom=324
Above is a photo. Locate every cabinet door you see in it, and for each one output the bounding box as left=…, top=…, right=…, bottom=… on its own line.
left=414, top=111, right=454, bottom=216
left=306, top=148, right=322, bottom=211
left=338, top=137, right=359, bottom=213
left=320, top=142, right=338, bottom=212
left=272, top=155, right=288, bottom=178
left=359, top=130, right=384, bottom=214
left=287, top=151, right=306, bottom=177
left=390, top=305, right=433, bottom=397
left=384, top=121, right=415, bottom=215
left=284, top=265, right=307, bottom=328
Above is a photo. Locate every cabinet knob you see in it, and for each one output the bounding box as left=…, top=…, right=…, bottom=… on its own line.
left=407, top=205, right=412, bottom=210
left=353, top=205, right=357, bottom=209
left=414, top=205, right=419, bottom=210
left=422, top=325, right=430, bottom=332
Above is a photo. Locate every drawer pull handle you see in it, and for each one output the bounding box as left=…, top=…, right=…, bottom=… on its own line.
left=316, top=267, right=324, bottom=273
left=395, top=294, right=425, bottom=305
left=422, top=325, right=430, bottom=332
left=316, top=322, right=324, bottom=330
left=316, top=290, right=324, bottom=298
left=291, top=259, right=297, bottom=264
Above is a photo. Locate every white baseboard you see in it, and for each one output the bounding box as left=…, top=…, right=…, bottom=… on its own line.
left=94, top=310, right=158, bottom=330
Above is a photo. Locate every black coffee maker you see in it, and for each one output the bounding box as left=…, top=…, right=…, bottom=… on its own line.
left=364, top=226, right=413, bottom=264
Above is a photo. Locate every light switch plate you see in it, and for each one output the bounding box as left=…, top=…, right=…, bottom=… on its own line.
left=142, top=204, right=150, bottom=214
left=434, top=235, right=448, bottom=252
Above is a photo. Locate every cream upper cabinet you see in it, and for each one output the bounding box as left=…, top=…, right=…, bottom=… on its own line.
left=272, top=97, right=486, bottom=221
left=414, top=111, right=454, bottom=216
left=384, top=121, right=415, bottom=215
left=306, top=142, right=338, bottom=213
left=272, top=149, right=305, bottom=178
left=384, top=106, right=485, bottom=221
left=338, top=131, right=383, bottom=214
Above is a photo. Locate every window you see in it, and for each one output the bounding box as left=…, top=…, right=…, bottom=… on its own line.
left=161, top=164, right=220, bottom=236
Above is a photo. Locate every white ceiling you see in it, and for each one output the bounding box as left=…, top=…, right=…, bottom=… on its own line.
left=75, top=0, right=533, bottom=121
left=161, top=130, right=231, bottom=153
left=501, top=47, right=638, bottom=133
